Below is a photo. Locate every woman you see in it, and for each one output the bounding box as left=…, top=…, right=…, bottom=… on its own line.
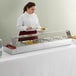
left=17, top=2, right=41, bottom=31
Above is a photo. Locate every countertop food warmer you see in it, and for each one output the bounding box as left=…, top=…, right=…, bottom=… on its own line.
left=4, top=30, right=72, bottom=55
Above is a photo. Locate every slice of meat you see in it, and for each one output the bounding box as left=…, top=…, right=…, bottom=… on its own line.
left=5, top=44, right=16, bottom=49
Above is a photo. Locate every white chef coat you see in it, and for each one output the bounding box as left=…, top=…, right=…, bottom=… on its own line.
left=17, top=12, right=41, bottom=31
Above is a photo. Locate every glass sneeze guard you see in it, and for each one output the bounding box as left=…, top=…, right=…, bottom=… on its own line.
left=10, top=30, right=71, bottom=47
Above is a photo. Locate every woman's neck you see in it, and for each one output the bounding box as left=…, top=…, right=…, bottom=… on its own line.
left=26, top=11, right=32, bottom=15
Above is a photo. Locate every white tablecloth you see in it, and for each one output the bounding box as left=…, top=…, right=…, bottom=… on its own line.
left=0, top=44, right=76, bottom=76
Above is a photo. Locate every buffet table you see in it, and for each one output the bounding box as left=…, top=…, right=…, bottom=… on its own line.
left=0, top=43, right=76, bottom=76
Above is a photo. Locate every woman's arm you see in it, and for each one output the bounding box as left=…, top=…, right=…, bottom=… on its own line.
left=17, top=16, right=27, bottom=31
left=35, top=15, right=41, bottom=31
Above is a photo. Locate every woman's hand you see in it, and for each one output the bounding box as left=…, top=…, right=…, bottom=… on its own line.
left=26, top=26, right=32, bottom=30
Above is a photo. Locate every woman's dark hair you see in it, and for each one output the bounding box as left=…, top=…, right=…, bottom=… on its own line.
left=23, top=2, right=36, bottom=13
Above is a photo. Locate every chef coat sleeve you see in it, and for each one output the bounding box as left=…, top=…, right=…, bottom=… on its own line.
left=16, top=16, right=27, bottom=31
left=36, top=15, right=41, bottom=31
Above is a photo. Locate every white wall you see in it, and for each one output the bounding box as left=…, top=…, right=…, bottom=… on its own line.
left=37, top=0, right=76, bottom=34
left=0, top=0, right=76, bottom=44
left=66, top=0, right=76, bottom=35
